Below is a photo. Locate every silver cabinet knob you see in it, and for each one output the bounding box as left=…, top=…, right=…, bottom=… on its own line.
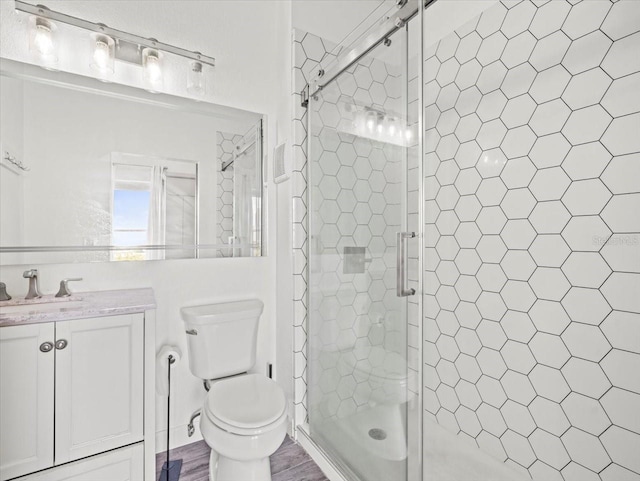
left=40, top=342, right=54, bottom=353
left=55, top=339, right=68, bottom=350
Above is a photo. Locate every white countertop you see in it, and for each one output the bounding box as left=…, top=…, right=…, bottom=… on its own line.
left=0, top=288, right=156, bottom=326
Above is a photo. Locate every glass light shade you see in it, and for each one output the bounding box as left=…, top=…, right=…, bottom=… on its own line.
left=29, top=17, right=58, bottom=69
left=142, top=48, right=163, bottom=92
left=90, top=34, right=115, bottom=76
left=187, top=61, right=206, bottom=96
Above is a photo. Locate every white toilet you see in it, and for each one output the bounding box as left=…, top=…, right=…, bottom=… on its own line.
left=181, top=299, right=287, bottom=481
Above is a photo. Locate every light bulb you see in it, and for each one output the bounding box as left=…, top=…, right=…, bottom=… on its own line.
left=142, top=48, right=163, bottom=92
left=34, top=24, right=52, bottom=54
left=90, top=35, right=115, bottom=76
left=29, top=17, right=58, bottom=68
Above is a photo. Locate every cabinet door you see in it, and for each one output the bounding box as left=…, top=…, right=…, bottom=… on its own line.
left=54, top=314, right=144, bottom=464
left=0, top=323, right=55, bottom=481
left=14, top=443, right=144, bottom=481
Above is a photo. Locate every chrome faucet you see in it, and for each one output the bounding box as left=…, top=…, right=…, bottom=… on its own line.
left=23, top=269, right=42, bottom=300
left=0, top=282, right=11, bottom=301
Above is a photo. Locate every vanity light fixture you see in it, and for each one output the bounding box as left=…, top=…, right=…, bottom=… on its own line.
left=28, top=16, right=58, bottom=69
left=16, top=1, right=215, bottom=95
left=90, top=33, right=115, bottom=76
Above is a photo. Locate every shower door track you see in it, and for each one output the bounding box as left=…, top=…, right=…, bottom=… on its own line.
left=304, top=0, right=437, bottom=102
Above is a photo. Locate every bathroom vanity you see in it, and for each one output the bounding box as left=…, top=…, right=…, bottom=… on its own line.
left=0, top=289, right=156, bottom=481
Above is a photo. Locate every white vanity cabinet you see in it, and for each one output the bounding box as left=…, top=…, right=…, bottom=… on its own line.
left=0, top=289, right=156, bottom=481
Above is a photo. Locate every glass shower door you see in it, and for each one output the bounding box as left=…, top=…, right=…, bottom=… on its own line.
left=307, top=21, right=421, bottom=481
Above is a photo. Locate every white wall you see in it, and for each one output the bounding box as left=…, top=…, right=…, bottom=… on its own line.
left=0, top=0, right=292, bottom=450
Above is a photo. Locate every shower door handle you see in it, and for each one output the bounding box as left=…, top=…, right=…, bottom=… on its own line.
left=397, top=232, right=416, bottom=297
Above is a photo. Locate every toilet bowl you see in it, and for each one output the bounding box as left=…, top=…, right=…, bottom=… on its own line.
left=200, top=373, right=287, bottom=481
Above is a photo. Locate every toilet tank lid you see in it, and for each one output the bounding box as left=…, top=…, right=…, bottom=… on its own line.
left=181, top=299, right=264, bottom=325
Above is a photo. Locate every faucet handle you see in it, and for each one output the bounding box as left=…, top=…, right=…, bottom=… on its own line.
left=0, top=282, right=11, bottom=301
left=55, top=278, right=83, bottom=298
left=23, top=269, right=38, bottom=278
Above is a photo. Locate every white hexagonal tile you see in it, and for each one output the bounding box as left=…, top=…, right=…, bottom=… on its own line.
left=530, top=100, right=571, bottom=136
left=501, top=188, right=536, bottom=220
left=501, top=250, right=536, bottom=281
left=529, top=1, right=571, bottom=39
left=501, top=125, right=536, bottom=159
left=436, top=382, right=460, bottom=409
left=455, top=196, right=482, bottom=223
left=562, top=357, right=611, bottom=398
left=502, top=62, right=537, bottom=99
left=456, top=379, right=482, bottom=410
left=601, top=153, right=640, bottom=194
left=477, top=207, right=508, bottom=235
left=602, top=0, right=640, bottom=41
left=601, top=311, right=640, bottom=353
left=455, top=222, right=482, bottom=248
left=456, top=405, right=482, bottom=437
left=477, top=319, right=508, bottom=347
left=562, top=287, right=612, bottom=326
left=601, top=193, right=640, bottom=233
left=530, top=31, right=571, bottom=71
left=563, top=142, right=612, bottom=181
left=437, top=58, right=461, bottom=87
left=564, top=30, right=613, bottom=75
left=502, top=429, right=536, bottom=467
left=563, top=105, right=613, bottom=146
left=562, top=0, right=612, bottom=40
left=603, top=72, right=640, bottom=118
left=436, top=334, right=460, bottom=362
left=563, top=322, right=611, bottom=363
left=477, top=348, right=507, bottom=380
left=561, top=215, right=611, bottom=251
left=501, top=94, right=536, bottom=129
left=437, top=84, right=461, bottom=112
left=502, top=400, right=536, bottom=436
left=563, top=68, right=612, bottom=110
left=529, top=396, right=570, bottom=436
left=477, top=61, right=508, bottom=94
left=501, top=156, right=536, bottom=188
left=478, top=402, right=508, bottom=437
left=562, top=252, right=612, bottom=289
left=529, top=428, right=570, bottom=470
left=437, top=34, right=461, bottom=62
left=601, top=426, right=640, bottom=475
left=456, top=330, right=482, bottom=359
left=501, top=30, right=536, bottom=68
left=477, top=235, right=508, bottom=263
left=475, top=149, right=507, bottom=179
left=501, top=340, right=536, bottom=374
left=301, top=34, right=326, bottom=62
left=502, top=219, right=537, bottom=250
left=501, top=280, right=536, bottom=312
left=602, top=32, right=640, bottom=80
left=501, top=370, right=536, bottom=405
left=529, top=133, right=571, bottom=170
left=530, top=167, right=571, bottom=202
left=562, top=427, right=611, bottom=472
left=456, top=31, right=482, bottom=64
left=477, top=90, right=507, bottom=122
left=564, top=180, right=613, bottom=218
left=477, top=119, right=507, bottom=150
left=563, top=392, right=612, bottom=436
left=530, top=332, right=570, bottom=369
left=436, top=185, right=459, bottom=211
left=530, top=235, right=571, bottom=267
left=436, top=159, right=460, bottom=186
left=502, top=0, right=537, bottom=37
left=601, top=388, right=640, bottom=435
left=601, top=349, right=640, bottom=394
left=530, top=364, right=571, bottom=402
left=476, top=2, right=508, bottom=38
left=477, top=32, right=508, bottom=66
left=477, top=178, right=508, bottom=207
left=501, top=310, right=536, bottom=342
left=455, top=301, right=482, bottom=330
left=529, top=461, right=564, bottom=481
left=455, top=249, right=482, bottom=275
left=530, top=267, right=570, bottom=301
left=530, top=201, right=571, bottom=234
left=436, top=260, right=460, bottom=286
left=530, top=65, right=572, bottom=103
left=455, top=113, right=482, bottom=143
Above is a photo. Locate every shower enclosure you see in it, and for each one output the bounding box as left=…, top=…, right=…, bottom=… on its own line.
left=305, top=5, right=422, bottom=481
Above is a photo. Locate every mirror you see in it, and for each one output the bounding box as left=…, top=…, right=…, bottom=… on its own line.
left=0, top=59, right=265, bottom=265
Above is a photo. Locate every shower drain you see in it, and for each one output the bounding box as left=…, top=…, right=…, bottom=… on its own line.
left=368, top=428, right=387, bottom=440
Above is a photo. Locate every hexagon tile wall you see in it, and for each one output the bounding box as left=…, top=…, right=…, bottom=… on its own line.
left=423, top=0, right=640, bottom=480
left=216, top=131, right=242, bottom=256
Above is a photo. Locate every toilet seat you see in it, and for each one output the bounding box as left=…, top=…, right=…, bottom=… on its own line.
left=204, top=374, right=286, bottom=436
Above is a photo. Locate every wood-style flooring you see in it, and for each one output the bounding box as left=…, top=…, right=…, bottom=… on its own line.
left=156, top=436, right=329, bottom=481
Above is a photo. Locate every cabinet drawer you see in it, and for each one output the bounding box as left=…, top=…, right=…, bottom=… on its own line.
left=14, top=443, right=143, bottom=481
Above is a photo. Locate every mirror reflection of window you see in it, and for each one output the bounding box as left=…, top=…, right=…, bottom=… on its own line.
left=111, top=156, right=198, bottom=261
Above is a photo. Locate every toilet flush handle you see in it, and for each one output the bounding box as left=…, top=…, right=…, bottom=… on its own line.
left=186, top=329, right=198, bottom=335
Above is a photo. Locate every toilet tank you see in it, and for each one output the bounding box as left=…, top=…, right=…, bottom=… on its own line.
left=181, top=299, right=264, bottom=380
